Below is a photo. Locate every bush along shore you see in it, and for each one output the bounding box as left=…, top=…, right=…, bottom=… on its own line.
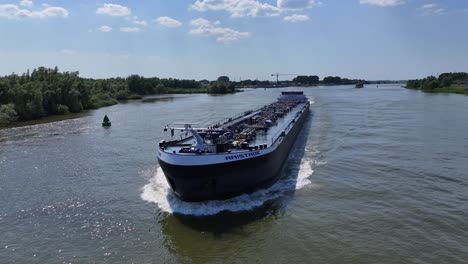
left=406, top=72, right=468, bottom=95
left=0, top=67, right=238, bottom=126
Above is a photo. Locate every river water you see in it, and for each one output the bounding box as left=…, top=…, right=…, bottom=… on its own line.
left=1, top=85, right=468, bottom=263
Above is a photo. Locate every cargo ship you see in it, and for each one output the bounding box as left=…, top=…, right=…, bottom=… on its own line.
left=157, top=91, right=310, bottom=202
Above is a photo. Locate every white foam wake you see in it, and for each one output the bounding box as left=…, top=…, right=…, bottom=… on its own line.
left=140, top=156, right=316, bottom=216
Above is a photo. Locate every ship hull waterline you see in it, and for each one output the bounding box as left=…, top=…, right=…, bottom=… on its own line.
left=158, top=104, right=310, bottom=202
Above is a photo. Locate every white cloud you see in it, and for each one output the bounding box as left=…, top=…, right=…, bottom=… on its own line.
left=0, top=4, right=68, bottom=18
left=98, top=25, right=112, bottom=32
left=359, top=0, right=403, bottom=7
left=277, top=0, right=317, bottom=10
left=191, top=0, right=281, bottom=17
left=189, top=18, right=250, bottom=42
left=284, top=14, right=309, bottom=22
left=133, top=19, right=147, bottom=26
left=120, top=27, right=141, bottom=32
left=126, top=16, right=148, bottom=26
left=420, top=3, right=445, bottom=15
left=422, top=3, right=436, bottom=9
left=190, top=18, right=211, bottom=27
left=154, top=16, right=182, bottom=28
left=19, top=0, right=33, bottom=7
left=37, top=6, right=68, bottom=17
left=96, top=3, right=130, bottom=16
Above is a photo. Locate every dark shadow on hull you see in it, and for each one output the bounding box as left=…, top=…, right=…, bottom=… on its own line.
left=159, top=111, right=314, bottom=234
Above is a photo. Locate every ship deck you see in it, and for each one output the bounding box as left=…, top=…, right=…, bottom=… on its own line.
left=161, top=102, right=307, bottom=155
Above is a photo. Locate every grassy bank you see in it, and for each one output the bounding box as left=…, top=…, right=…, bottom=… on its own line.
left=423, top=84, right=468, bottom=95
left=407, top=84, right=468, bottom=95
left=406, top=72, right=468, bottom=95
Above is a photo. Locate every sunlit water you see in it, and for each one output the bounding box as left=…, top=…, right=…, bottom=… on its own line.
left=1, top=86, right=468, bottom=263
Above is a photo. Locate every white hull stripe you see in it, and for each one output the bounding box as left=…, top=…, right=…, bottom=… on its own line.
left=157, top=147, right=274, bottom=166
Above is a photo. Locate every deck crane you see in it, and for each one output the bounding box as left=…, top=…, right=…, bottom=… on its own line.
left=271, top=73, right=298, bottom=84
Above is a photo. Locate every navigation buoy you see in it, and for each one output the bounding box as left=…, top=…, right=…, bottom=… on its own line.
left=102, top=115, right=111, bottom=127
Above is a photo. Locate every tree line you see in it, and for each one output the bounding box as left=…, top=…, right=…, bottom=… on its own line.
left=406, top=72, right=468, bottom=93
left=233, top=75, right=365, bottom=87
left=292, top=75, right=365, bottom=85
left=0, top=67, right=205, bottom=125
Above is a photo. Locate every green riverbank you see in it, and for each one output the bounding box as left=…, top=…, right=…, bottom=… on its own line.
left=407, top=84, right=468, bottom=95
left=0, top=67, right=237, bottom=127
left=0, top=111, right=90, bottom=130
left=406, top=72, right=468, bottom=95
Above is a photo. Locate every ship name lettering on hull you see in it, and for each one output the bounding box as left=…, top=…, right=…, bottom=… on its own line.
left=225, top=151, right=260, bottom=161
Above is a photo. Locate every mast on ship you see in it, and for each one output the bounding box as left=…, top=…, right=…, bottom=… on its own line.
left=184, top=124, right=205, bottom=151
left=164, top=123, right=216, bottom=152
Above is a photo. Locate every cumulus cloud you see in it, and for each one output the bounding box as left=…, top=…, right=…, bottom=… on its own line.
left=96, top=3, right=130, bottom=16
left=284, top=14, right=309, bottom=22
left=0, top=3, right=68, bottom=18
left=191, top=0, right=281, bottom=17
left=359, top=0, right=404, bottom=7
left=420, top=3, right=445, bottom=15
left=98, top=25, right=112, bottom=32
left=126, top=16, right=148, bottom=26
left=120, top=27, right=141, bottom=32
left=19, top=0, right=33, bottom=7
left=133, top=19, right=148, bottom=26
left=277, top=0, right=317, bottom=10
left=189, top=18, right=250, bottom=42
left=154, top=16, right=182, bottom=28
left=190, top=0, right=321, bottom=17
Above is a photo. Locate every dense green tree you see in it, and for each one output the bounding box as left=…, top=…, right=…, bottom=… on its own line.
left=0, top=103, right=18, bottom=125
left=127, top=75, right=145, bottom=94
left=208, top=81, right=235, bottom=94
left=323, top=76, right=342, bottom=84
left=217, top=76, right=230, bottom=83
left=0, top=67, right=204, bottom=124
left=293, top=75, right=319, bottom=85
left=406, top=72, right=468, bottom=92
left=155, top=83, right=167, bottom=94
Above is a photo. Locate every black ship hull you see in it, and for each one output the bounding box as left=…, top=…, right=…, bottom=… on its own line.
left=158, top=104, right=310, bottom=202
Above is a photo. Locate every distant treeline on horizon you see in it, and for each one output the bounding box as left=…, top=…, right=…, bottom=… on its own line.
left=232, top=75, right=366, bottom=87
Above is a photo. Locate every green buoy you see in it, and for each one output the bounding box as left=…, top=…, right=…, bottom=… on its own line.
left=102, top=115, right=111, bottom=127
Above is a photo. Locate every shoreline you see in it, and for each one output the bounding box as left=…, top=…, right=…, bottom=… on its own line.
left=405, top=85, right=468, bottom=95
left=0, top=92, right=241, bottom=130
left=0, top=111, right=91, bottom=130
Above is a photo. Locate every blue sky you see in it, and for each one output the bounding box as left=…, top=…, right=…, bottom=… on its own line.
left=0, top=0, right=467, bottom=81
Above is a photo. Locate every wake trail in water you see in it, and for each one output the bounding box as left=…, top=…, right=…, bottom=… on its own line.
left=140, top=156, right=317, bottom=216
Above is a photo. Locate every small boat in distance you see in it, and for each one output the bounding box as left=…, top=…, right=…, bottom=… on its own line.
left=102, top=115, right=111, bottom=127
left=355, top=82, right=364, bottom=88
left=157, top=92, right=310, bottom=202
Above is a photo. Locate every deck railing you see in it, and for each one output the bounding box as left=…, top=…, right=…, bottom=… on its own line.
left=270, top=104, right=306, bottom=146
